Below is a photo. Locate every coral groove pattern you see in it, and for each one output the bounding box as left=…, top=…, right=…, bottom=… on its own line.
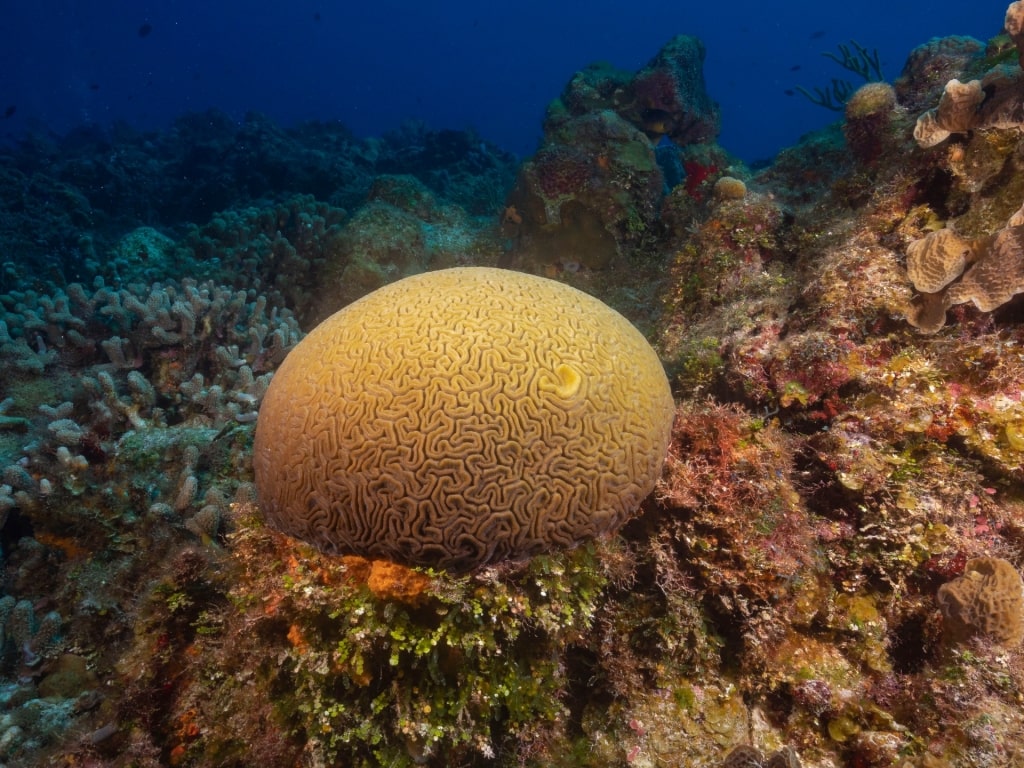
left=254, top=267, right=675, bottom=570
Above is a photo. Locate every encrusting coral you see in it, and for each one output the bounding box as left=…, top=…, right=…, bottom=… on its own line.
left=905, top=228, right=974, bottom=294
left=912, top=78, right=986, bottom=149
left=254, top=267, right=675, bottom=570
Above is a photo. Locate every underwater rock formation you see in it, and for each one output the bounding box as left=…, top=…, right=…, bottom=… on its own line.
left=913, top=4, right=1024, bottom=149
left=893, top=35, right=986, bottom=114
left=617, top=35, right=721, bottom=146
left=843, top=81, right=901, bottom=164
left=503, top=34, right=721, bottom=272
left=503, top=110, right=664, bottom=272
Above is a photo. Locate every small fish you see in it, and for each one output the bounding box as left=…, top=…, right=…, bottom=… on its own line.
left=313, top=11, right=321, bottom=21
left=810, top=30, right=827, bottom=40
left=2, top=105, right=15, bottom=118
left=790, top=64, right=801, bottom=72
left=89, top=82, right=100, bottom=91
left=138, top=23, right=152, bottom=38
left=783, top=89, right=795, bottom=97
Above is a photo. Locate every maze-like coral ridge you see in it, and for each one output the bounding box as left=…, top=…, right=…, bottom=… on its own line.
left=254, top=267, right=675, bottom=570
left=937, top=556, right=1024, bottom=648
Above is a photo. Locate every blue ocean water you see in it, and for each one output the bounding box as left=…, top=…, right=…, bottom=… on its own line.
left=1, top=0, right=997, bottom=163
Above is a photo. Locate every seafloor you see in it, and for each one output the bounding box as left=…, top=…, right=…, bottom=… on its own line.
left=1, top=6, right=1024, bottom=768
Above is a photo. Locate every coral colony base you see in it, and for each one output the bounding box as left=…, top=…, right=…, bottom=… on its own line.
left=2, top=3, right=1024, bottom=767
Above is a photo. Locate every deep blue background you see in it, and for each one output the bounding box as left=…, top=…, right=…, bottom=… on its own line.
left=1, top=1, right=1000, bottom=163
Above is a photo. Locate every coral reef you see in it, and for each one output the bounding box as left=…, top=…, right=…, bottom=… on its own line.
left=0, top=272, right=298, bottom=762
left=893, top=36, right=986, bottom=114
left=722, top=744, right=802, bottom=768
left=212, top=518, right=614, bottom=766
left=912, top=6, right=1024, bottom=151
left=2, top=5, right=1024, bottom=767
left=617, top=35, right=721, bottom=146
left=502, top=34, right=721, bottom=275
left=904, top=180, right=1024, bottom=335
left=0, top=113, right=516, bottom=289
left=1009, top=1, right=1024, bottom=66
left=503, top=110, right=664, bottom=273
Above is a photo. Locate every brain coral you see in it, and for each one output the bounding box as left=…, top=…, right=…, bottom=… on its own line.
left=937, top=556, right=1024, bottom=648
left=905, top=228, right=974, bottom=294
left=904, top=214, right=1024, bottom=332
left=254, top=267, right=675, bottom=570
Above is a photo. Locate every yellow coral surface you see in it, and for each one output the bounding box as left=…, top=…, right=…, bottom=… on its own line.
left=254, top=267, right=675, bottom=570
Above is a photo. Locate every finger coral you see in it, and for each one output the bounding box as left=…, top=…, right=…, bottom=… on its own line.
left=254, top=267, right=675, bottom=570
left=936, top=556, right=1024, bottom=648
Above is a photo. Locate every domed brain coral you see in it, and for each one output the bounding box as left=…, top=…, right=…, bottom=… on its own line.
left=905, top=228, right=974, bottom=294
left=253, top=267, right=675, bottom=570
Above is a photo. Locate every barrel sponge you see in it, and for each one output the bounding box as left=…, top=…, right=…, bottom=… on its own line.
left=937, top=556, right=1024, bottom=648
left=253, top=267, right=675, bottom=571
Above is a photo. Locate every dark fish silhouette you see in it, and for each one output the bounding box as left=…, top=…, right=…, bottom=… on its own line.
left=89, top=83, right=100, bottom=91
left=810, top=30, right=827, bottom=40
left=790, top=64, right=801, bottom=71
left=313, top=11, right=321, bottom=21
left=783, top=89, right=795, bottom=97
left=3, top=105, right=15, bottom=118
left=138, top=23, right=152, bottom=37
